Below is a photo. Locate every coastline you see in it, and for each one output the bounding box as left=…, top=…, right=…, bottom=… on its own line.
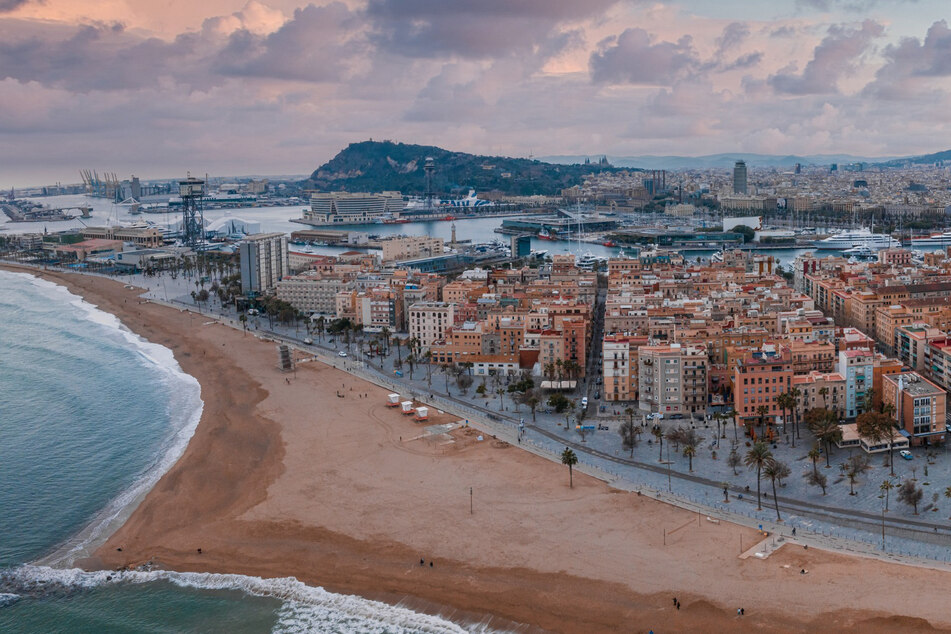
left=7, top=263, right=951, bottom=633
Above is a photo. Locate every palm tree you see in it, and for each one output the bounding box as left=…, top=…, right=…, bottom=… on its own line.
left=776, top=392, right=790, bottom=438
left=818, top=386, right=829, bottom=409
left=625, top=407, right=635, bottom=429
left=763, top=459, right=790, bottom=520
left=881, top=479, right=896, bottom=512
left=841, top=455, right=869, bottom=496
left=561, top=447, right=578, bottom=488
left=756, top=404, right=770, bottom=440
left=727, top=409, right=739, bottom=442
left=527, top=394, right=540, bottom=422
left=683, top=444, right=697, bottom=472
left=744, top=441, right=773, bottom=510
left=808, top=446, right=821, bottom=478
left=380, top=326, right=390, bottom=356
left=882, top=402, right=898, bottom=476
left=790, top=387, right=802, bottom=444
left=406, top=354, right=416, bottom=379
left=815, top=415, right=843, bottom=468
left=652, top=426, right=664, bottom=462
left=425, top=351, right=433, bottom=387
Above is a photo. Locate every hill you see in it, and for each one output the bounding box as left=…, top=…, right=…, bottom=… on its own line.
left=880, top=148, right=951, bottom=167
left=305, top=141, right=630, bottom=196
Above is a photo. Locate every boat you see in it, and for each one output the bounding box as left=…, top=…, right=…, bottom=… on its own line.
left=711, top=250, right=724, bottom=263
left=842, top=245, right=878, bottom=260
left=811, top=228, right=900, bottom=250
left=530, top=249, right=548, bottom=258
left=382, top=218, right=411, bottom=224
left=910, top=231, right=951, bottom=247
left=442, top=215, right=456, bottom=221
left=602, top=240, right=617, bottom=247
left=537, top=228, right=557, bottom=241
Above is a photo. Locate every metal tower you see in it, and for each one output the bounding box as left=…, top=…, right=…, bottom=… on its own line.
left=178, top=176, right=205, bottom=248
left=424, top=157, right=436, bottom=210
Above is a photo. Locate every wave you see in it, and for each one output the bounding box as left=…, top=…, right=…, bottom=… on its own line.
left=2, top=566, right=500, bottom=633
left=0, top=271, right=204, bottom=567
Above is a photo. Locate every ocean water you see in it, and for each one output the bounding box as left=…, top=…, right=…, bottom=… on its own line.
left=0, top=270, right=489, bottom=633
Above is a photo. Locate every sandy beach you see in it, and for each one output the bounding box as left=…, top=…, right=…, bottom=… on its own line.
left=9, top=265, right=951, bottom=633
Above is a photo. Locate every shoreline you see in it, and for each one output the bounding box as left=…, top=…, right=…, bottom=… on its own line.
left=6, top=263, right=951, bottom=633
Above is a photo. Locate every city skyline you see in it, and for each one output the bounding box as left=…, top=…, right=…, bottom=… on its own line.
left=3, top=0, right=951, bottom=185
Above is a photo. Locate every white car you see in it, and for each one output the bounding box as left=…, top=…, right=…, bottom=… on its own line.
left=338, top=351, right=348, bottom=357
left=303, top=338, right=313, bottom=345
left=581, top=397, right=589, bottom=408
left=899, top=450, right=913, bottom=460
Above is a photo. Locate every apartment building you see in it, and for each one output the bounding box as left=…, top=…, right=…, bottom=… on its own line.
left=276, top=272, right=350, bottom=314
left=733, top=345, right=793, bottom=427
left=837, top=349, right=874, bottom=419
left=239, top=232, right=289, bottom=294
left=381, top=236, right=444, bottom=263
left=638, top=343, right=708, bottom=416
left=882, top=372, right=947, bottom=447
left=409, top=302, right=455, bottom=349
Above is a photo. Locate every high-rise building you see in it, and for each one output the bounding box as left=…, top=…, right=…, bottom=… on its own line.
left=239, top=232, right=289, bottom=294
left=733, top=160, right=748, bottom=195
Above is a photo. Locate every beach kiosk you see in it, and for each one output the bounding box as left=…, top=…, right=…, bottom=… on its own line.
left=414, top=407, right=429, bottom=421
left=401, top=401, right=415, bottom=415
left=386, top=393, right=400, bottom=407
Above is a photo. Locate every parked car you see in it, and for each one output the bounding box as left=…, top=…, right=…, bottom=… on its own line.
left=338, top=351, right=348, bottom=357
left=303, top=338, right=313, bottom=345
left=669, top=413, right=684, bottom=420
left=581, top=397, right=589, bottom=408
left=900, top=450, right=913, bottom=460
left=646, top=413, right=663, bottom=420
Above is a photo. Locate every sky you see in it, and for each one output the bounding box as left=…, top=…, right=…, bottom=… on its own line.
left=3, top=0, right=951, bottom=186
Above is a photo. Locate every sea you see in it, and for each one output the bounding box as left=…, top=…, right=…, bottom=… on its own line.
left=0, top=269, right=490, bottom=633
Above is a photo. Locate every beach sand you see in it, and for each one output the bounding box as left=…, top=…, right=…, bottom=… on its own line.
left=10, top=265, right=951, bottom=633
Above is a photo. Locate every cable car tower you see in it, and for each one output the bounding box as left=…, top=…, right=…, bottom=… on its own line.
left=179, top=175, right=205, bottom=248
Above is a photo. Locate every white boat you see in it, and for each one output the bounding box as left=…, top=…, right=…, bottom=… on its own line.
left=811, top=228, right=900, bottom=250
left=911, top=231, right=951, bottom=247
left=842, top=245, right=877, bottom=259
left=711, top=250, right=724, bottom=263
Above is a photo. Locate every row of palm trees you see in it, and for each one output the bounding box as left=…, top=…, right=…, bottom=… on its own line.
left=542, top=359, right=584, bottom=383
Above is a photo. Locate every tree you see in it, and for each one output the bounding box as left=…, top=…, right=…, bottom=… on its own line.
left=522, top=389, right=541, bottom=422
left=652, top=426, right=664, bottom=462
left=561, top=447, right=578, bottom=488
left=756, top=405, right=770, bottom=440
left=425, top=351, right=433, bottom=386
left=619, top=418, right=641, bottom=458
left=442, top=363, right=452, bottom=394
left=548, top=392, right=571, bottom=413
left=776, top=391, right=792, bottom=438
left=763, top=459, right=790, bottom=520
left=456, top=373, right=473, bottom=395
left=789, top=387, right=802, bottom=445
left=898, top=479, right=923, bottom=515
left=563, top=401, right=576, bottom=430
left=727, top=447, right=741, bottom=475
left=805, top=470, right=828, bottom=495
left=808, top=446, right=821, bottom=479
left=683, top=444, right=697, bottom=472
left=727, top=409, right=739, bottom=442
left=813, top=415, right=843, bottom=468
left=857, top=411, right=896, bottom=475
left=818, top=387, right=829, bottom=409
left=840, top=454, right=870, bottom=496
left=881, top=479, right=896, bottom=512
left=734, top=224, right=755, bottom=243
left=744, top=442, right=773, bottom=510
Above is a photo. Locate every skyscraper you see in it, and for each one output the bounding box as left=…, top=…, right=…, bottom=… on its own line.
left=733, top=160, right=748, bottom=195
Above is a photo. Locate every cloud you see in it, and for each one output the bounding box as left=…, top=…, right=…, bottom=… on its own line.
left=366, top=0, right=617, bottom=60
left=715, top=22, right=750, bottom=56
left=0, top=0, right=29, bottom=12
left=797, top=0, right=919, bottom=11
left=768, top=19, right=883, bottom=94
left=865, top=20, right=951, bottom=99
left=589, top=28, right=698, bottom=84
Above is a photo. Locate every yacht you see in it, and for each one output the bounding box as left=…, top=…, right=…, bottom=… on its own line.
left=711, top=250, right=724, bottom=263
left=811, top=228, right=900, bottom=250
left=911, top=231, right=951, bottom=247
left=842, top=245, right=877, bottom=260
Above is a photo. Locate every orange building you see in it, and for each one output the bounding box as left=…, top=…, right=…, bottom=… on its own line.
left=733, top=344, right=793, bottom=428
left=882, top=372, right=947, bottom=447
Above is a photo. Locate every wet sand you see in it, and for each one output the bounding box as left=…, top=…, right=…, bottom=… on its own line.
left=8, top=265, right=951, bottom=633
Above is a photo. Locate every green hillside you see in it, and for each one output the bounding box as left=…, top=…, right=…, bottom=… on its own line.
left=304, top=140, right=631, bottom=196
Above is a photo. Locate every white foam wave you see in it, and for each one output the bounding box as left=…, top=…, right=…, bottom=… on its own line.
left=0, top=593, right=19, bottom=608
left=8, top=566, right=499, bottom=633
left=0, top=271, right=204, bottom=567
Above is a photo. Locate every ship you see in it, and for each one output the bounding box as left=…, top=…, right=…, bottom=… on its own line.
left=910, top=231, right=951, bottom=247
left=811, top=228, right=900, bottom=250
left=842, top=245, right=878, bottom=260
left=537, top=228, right=557, bottom=241
left=601, top=240, right=617, bottom=247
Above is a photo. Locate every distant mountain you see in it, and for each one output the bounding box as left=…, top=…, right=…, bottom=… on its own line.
left=539, top=153, right=900, bottom=170
left=880, top=149, right=951, bottom=167
left=305, top=141, right=631, bottom=196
